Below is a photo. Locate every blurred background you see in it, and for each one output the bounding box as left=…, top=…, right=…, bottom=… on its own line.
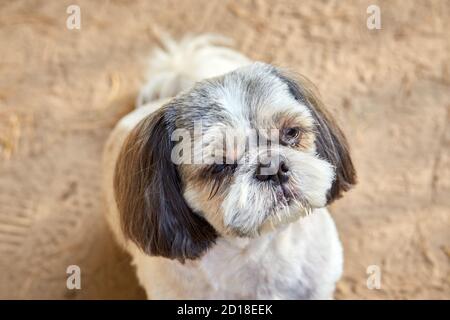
left=0, top=0, right=449, bottom=299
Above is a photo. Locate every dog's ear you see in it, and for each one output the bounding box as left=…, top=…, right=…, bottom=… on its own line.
left=113, top=107, right=217, bottom=261
left=274, top=70, right=357, bottom=203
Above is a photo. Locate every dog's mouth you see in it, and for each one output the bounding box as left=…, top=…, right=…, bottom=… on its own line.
left=275, top=184, right=295, bottom=203
left=226, top=184, right=310, bottom=238
left=268, top=184, right=301, bottom=214
left=270, top=183, right=314, bottom=217
left=250, top=184, right=311, bottom=236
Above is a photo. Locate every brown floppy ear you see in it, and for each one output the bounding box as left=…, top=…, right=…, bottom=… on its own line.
left=113, top=107, right=217, bottom=261
left=275, top=70, right=357, bottom=203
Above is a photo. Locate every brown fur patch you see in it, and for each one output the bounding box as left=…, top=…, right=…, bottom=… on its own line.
left=274, top=69, right=357, bottom=202
left=114, top=107, right=217, bottom=261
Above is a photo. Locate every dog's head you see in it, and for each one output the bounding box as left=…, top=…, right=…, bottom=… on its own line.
left=114, top=63, right=356, bottom=261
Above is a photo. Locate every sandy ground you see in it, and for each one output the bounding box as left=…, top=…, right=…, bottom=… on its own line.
left=0, top=0, right=449, bottom=299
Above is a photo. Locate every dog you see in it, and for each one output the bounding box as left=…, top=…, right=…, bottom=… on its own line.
left=102, top=34, right=356, bottom=299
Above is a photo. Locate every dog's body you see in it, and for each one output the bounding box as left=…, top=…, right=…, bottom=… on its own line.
left=103, top=100, right=343, bottom=299
left=102, top=35, right=355, bottom=299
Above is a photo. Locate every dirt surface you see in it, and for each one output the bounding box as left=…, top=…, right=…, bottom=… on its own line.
left=0, top=0, right=449, bottom=299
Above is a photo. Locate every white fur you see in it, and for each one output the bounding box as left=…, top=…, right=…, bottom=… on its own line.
left=102, top=35, right=343, bottom=299
left=136, top=34, right=250, bottom=107
left=132, top=207, right=342, bottom=299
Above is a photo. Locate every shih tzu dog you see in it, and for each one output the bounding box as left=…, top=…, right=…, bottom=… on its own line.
left=102, top=34, right=356, bottom=299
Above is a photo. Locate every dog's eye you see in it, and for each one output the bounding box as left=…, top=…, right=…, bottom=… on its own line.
left=282, top=127, right=301, bottom=145
left=210, top=163, right=237, bottom=174
left=284, top=127, right=300, bottom=139
left=207, top=163, right=237, bottom=199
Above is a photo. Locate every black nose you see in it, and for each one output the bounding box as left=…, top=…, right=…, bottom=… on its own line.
left=255, top=160, right=290, bottom=184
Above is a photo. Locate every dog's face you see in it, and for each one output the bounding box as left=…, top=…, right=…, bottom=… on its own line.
left=114, top=63, right=356, bottom=261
